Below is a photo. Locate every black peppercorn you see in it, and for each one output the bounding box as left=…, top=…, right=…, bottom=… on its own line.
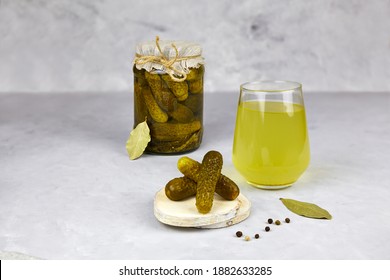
left=254, top=234, right=260, bottom=239
left=236, top=231, right=243, bottom=237
left=265, top=226, right=270, bottom=232
left=285, top=218, right=290, bottom=223
left=267, top=218, right=273, bottom=224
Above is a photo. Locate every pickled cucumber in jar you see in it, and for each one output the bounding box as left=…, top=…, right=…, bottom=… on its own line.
left=133, top=38, right=205, bottom=154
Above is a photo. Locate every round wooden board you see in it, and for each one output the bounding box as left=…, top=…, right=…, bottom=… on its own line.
left=154, top=188, right=251, bottom=229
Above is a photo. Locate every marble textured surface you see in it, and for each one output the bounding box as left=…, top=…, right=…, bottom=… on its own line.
left=0, top=91, right=389, bottom=260
left=1, top=0, right=390, bottom=93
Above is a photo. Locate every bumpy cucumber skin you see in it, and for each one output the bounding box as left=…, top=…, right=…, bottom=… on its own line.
left=149, top=131, right=201, bottom=154
left=133, top=80, right=149, bottom=125
left=145, top=72, right=178, bottom=112
left=133, top=66, right=203, bottom=153
left=150, top=121, right=201, bottom=141
left=186, top=66, right=204, bottom=81
left=184, top=94, right=203, bottom=114
left=177, top=156, right=201, bottom=181
left=177, top=156, right=240, bottom=200
left=196, top=151, right=223, bottom=214
left=158, top=89, right=177, bottom=112
left=165, top=177, right=197, bottom=201
left=162, top=75, right=189, bottom=101
left=187, top=66, right=204, bottom=94
left=168, top=103, right=194, bottom=123
left=142, top=86, right=168, bottom=123
left=215, top=176, right=240, bottom=200
left=188, top=79, right=203, bottom=94
left=145, top=71, right=162, bottom=95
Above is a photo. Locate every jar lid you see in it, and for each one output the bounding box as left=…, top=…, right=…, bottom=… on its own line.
left=134, top=36, right=204, bottom=82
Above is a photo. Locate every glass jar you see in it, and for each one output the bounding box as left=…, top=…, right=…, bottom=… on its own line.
left=133, top=37, right=204, bottom=154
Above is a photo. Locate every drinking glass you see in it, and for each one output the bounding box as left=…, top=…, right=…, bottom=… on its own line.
left=232, top=81, right=310, bottom=189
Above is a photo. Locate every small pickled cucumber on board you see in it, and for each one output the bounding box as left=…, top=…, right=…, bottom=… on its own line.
left=150, top=121, right=201, bottom=141
left=168, top=103, right=194, bottom=123
left=162, top=75, right=189, bottom=101
left=177, top=156, right=201, bottom=181
left=196, top=151, right=223, bottom=214
left=142, top=86, right=168, bottom=123
left=177, top=156, right=240, bottom=200
left=215, top=176, right=240, bottom=201
left=165, top=177, right=197, bottom=201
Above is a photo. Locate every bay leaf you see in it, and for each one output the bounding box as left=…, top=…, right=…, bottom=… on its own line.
left=280, top=198, right=332, bottom=220
left=126, top=120, right=151, bottom=160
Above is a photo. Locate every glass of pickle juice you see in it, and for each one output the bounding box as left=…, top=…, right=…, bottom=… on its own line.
left=232, top=81, right=310, bottom=189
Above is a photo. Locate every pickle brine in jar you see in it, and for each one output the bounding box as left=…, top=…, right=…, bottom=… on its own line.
left=133, top=37, right=204, bottom=154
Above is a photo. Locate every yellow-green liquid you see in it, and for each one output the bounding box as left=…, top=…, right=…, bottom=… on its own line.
left=232, top=101, right=310, bottom=187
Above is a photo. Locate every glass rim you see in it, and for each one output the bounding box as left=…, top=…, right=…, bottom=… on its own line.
left=240, top=80, right=302, bottom=92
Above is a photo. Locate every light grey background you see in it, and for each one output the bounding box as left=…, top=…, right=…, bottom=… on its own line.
left=0, top=0, right=390, bottom=93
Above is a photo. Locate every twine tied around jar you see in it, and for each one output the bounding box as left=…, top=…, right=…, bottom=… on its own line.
left=134, top=36, right=201, bottom=82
